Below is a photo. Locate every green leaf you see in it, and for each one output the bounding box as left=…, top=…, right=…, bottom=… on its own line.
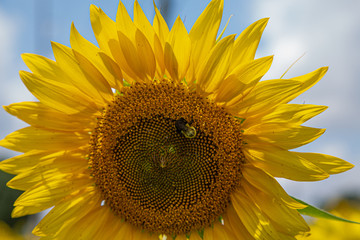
left=234, top=116, right=245, bottom=124
left=292, top=196, right=360, bottom=224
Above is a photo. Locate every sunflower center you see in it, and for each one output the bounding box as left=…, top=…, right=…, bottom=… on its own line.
left=89, top=81, right=244, bottom=235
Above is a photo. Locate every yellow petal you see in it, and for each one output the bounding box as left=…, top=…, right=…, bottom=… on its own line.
left=242, top=181, right=310, bottom=236
left=0, top=150, right=50, bottom=174
left=260, top=104, right=328, bottom=125
left=7, top=149, right=87, bottom=191
left=116, top=6, right=157, bottom=81
left=164, top=43, right=176, bottom=80
left=164, top=16, right=191, bottom=81
left=189, top=231, right=202, bottom=240
left=203, top=228, right=214, bottom=240
left=14, top=174, right=91, bottom=207
left=212, top=221, right=237, bottom=240
left=90, top=5, right=118, bottom=58
left=116, top=1, right=136, bottom=36
left=20, top=71, right=98, bottom=115
left=74, top=51, right=114, bottom=101
left=116, top=2, right=154, bottom=81
left=153, top=4, right=170, bottom=44
left=153, top=34, right=166, bottom=79
left=294, top=152, right=354, bottom=174
left=4, top=101, right=95, bottom=131
left=229, top=79, right=302, bottom=117
left=229, top=18, right=269, bottom=70
left=108, top=33, right=139, bottom=82
left=189, top=0, right=223, bottom=71
left=117, top=30, right=149, bottom=81
left=223, top=204, right=254, bottom=240
left=114, top=222, right=135, bottom=239
left=133, top=0, right=153, bottom=40
left=174, top=234, right=187, bottom=240
left=13, top=175, right=92, bottom=218
left=215, top=56, right=273, bottom=103
left=134, top=29, right=156, bottom=79
left=98, top=51, right=126, bottom=86
left=116, top=4, right=156, bottom=81
left=283, top=67, right=328, bottom=103
left=279, top=232, right=300, bottom=240
left=242, top=165, right=305, bottom=209
left=11, top=205, right=47, bottom=220
left=33, top=187, right=100, bottom=236
left=8, top=169, right=77, bottom=192
left=132, top=227, right=159, bottom=240
left=92, top=208, right=126, bottom=240
left=243, top=144, right=329, bottom=181
left=56, top=206, right=112, bottom=240
left=51, top=42, right=113, bottom=105
left=91, top=5, right=140, bottom=84
left=245, top=123, right=325, bottom=149
left=197, top=35, right=235, bottom=93
left=231, top=189, right=281, bottom=240
left=152, top=6, right=168, bottom=79
left=0, top=149, right=86, bottom=175
left=70, top=23, right=123, bottom=90
left=21, top=53, right=105, bottom=109
left=134, top=0, right=165, bottom=79
left=216, top=15, right=232, bottom=42
left=21, top=53, right=61, bottom=80
left=0, top=126, right=89, bottom=152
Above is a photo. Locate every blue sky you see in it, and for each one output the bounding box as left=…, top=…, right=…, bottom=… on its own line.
left=0, top=0, right=359, bottom=219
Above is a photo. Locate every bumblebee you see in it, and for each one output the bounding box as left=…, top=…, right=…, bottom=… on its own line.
left=175, top=118, right=197, bottom=138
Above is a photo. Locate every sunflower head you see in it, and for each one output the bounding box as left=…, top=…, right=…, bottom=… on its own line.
left=88, top=80, right=245, bottom=234
left=0, top=0, right=353, bottom=239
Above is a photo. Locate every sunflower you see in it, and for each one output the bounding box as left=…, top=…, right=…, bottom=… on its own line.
left=0, top=0, right=353, bottom=239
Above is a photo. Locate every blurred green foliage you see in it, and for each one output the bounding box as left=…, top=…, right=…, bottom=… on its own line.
left=0, top=157, right=28, bottom=229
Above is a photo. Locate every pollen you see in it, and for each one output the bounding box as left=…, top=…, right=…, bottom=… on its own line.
left=89, top=81, right=245, bottom=235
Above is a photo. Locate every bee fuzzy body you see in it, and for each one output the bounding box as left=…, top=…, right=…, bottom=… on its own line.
left=175, top=118, right=197, bottom=138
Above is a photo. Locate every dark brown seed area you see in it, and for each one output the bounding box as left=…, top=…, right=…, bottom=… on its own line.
left=89, top=81, right=244, bottom=235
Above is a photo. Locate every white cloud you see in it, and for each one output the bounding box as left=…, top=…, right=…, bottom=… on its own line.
left=251, top=0, right=360, bottom=129
left=0, top=9, right=17, bottom=72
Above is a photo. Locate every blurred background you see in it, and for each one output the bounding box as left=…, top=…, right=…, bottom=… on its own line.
left=0, top=0, right=359, bottom=238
